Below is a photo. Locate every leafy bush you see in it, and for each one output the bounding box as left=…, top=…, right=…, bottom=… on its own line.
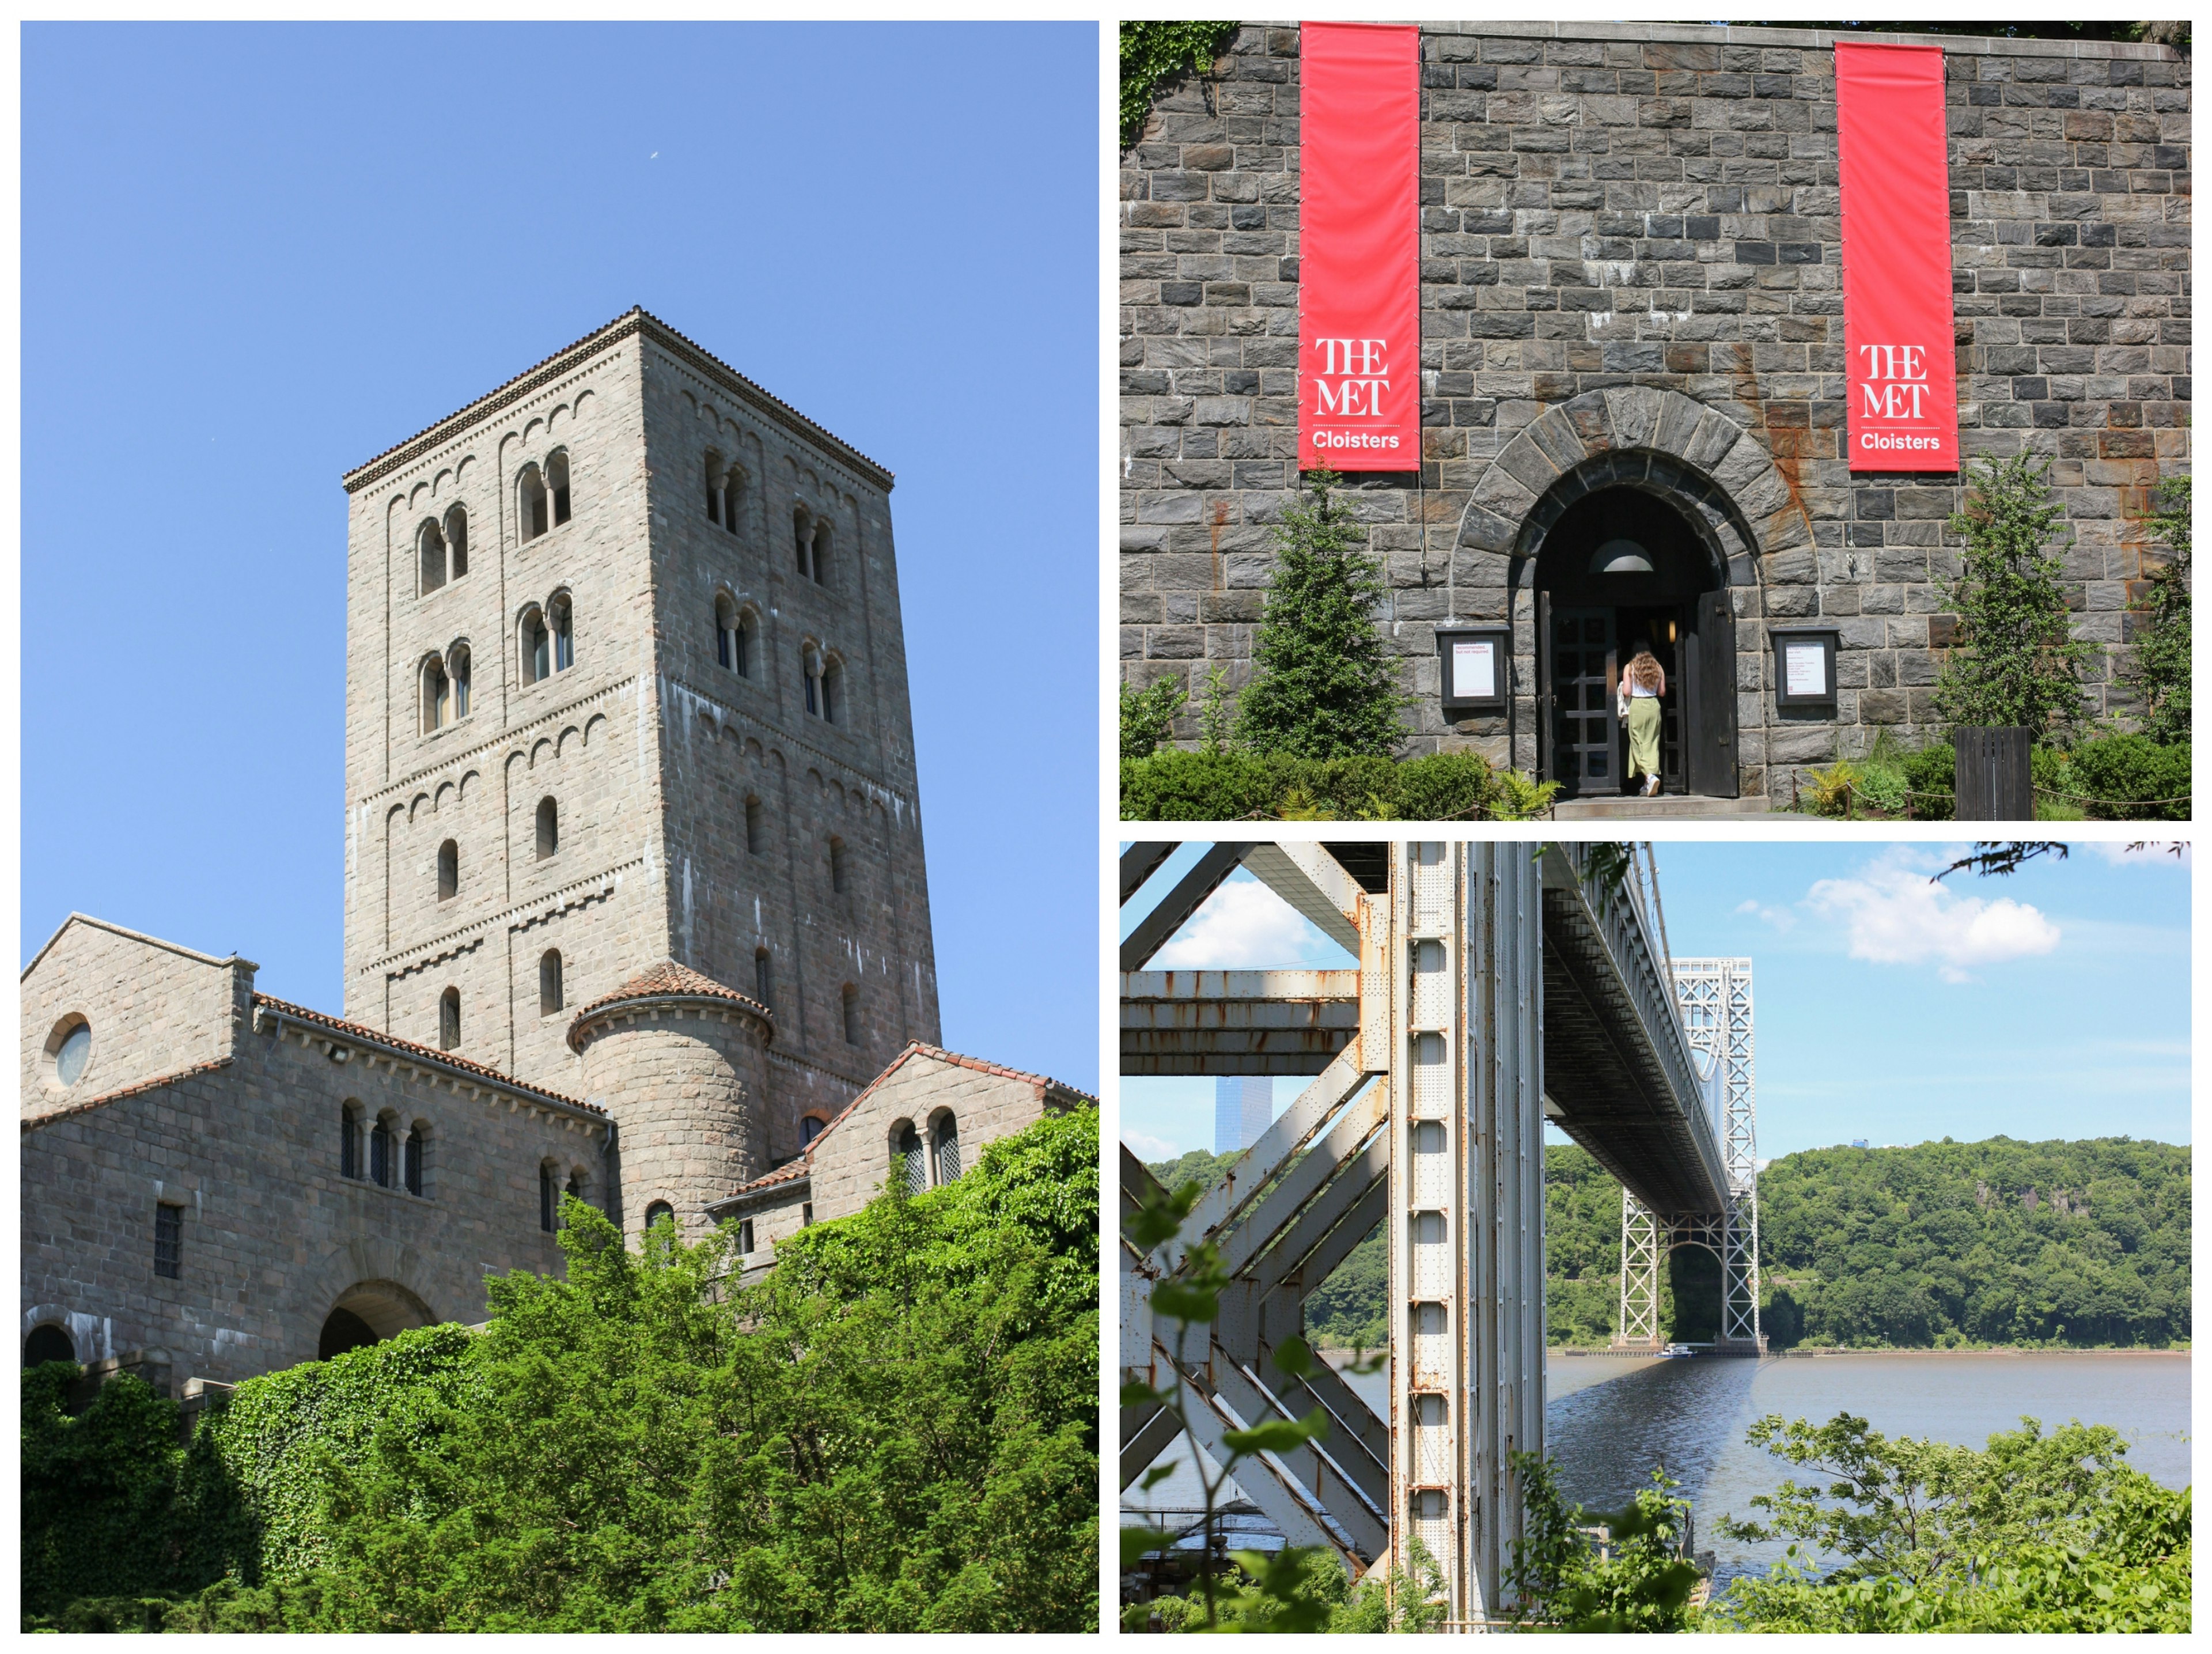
left=21, top=1365, right=190, bottom=1618
left=1120, top=748, right=1554, bottom=822
left=1902, top=741, right=1956, bottom=819
left=1118, top=21, right=1240, bottom=149
left=2060, top=733, right=2191, bottom=820
left=1119, top=675, right=1187, bottom=762
left=2126, top=473, right=2191, bottom=745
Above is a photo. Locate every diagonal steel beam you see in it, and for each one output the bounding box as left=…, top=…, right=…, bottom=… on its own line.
left=1218, top=1085, right=1389, bottom=1281
left=1120, top=1403, right=1183, bottom=1489
left=1120, top=842, right=1255, bottom=971
left=1120, top=841, right=1179, bottom=904
left=1251, top=1159, right=1388, bottom=1301
left=1204, top=1346, right=1388, bottom=1561
left=1241, top=843, right=1363, bottom=955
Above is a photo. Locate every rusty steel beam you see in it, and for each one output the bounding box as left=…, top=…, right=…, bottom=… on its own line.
left=1120, top=968, right=1360, bottom=1076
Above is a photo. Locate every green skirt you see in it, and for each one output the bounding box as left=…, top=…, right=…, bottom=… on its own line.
left=1627, top=695, right=1662, bottom=779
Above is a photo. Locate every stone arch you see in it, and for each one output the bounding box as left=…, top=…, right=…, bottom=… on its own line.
left=1456, top=387, right=1806, bottom=570
left=319, top=1278, right=435, bottom=1361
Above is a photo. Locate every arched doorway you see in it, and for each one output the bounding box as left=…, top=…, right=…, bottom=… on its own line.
left=317, top=1280, right=433, bottom=1362
left=1531, top=483, right=1737, bottom=799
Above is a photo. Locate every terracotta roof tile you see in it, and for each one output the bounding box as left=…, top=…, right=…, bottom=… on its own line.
left=21, top=1057, right=235, bottom=1132
left=253, top=996, right=601, bottom=1116
left=566, top=962, right=773, bottom=1051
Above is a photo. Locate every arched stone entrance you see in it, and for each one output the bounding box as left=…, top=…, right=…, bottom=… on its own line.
left=1457, top=387, right=1807, bottom=800
left=317, top=1280, right=433, bottom=1362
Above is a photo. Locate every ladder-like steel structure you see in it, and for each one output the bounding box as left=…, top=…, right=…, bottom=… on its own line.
left=1121, top=841, right=1719, bottom=1625
left=1615, top=957, right=1764, bottom=1354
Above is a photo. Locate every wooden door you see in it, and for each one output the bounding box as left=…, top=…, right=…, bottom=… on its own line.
left=1685, top=589, right=1738, bottom=798
left=1549, top=607, right=1616, bottom=796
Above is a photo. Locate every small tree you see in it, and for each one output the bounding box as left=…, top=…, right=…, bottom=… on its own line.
left=1933, top=453, right=2095, bottom=740
left=2125, top=473, right=2190, bottom=745
left=1236, top=469, right=1412, bottom=759
left=1119, top=674, right=1187, bottom=761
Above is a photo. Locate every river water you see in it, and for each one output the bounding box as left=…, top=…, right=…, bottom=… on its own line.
left=1126, top=1351, right=2191, bottom=1593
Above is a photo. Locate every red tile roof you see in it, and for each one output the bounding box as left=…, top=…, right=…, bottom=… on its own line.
left=254, top=996, right=602, bottom=1116
left=566, top=961, right=772, bottom=1050
left=21, top=1057, right=236, bottom=1133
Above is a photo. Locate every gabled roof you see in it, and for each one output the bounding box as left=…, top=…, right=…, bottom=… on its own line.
left=22, top=1057, right=236, bottom=1133
left=340, top=307, right=893, bottom=494
left=711, top=1041, right=1095, bottom=1208
left=22, top=912, right=255, bottom=983
left=566, top=960, right=773, bottom=1052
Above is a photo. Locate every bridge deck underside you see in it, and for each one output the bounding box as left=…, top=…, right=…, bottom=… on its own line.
left=1539, top=886, right=1725, bottom=1214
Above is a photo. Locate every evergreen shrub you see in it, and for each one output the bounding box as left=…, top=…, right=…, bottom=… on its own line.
left=1120, top=749, right=1547, bottom=822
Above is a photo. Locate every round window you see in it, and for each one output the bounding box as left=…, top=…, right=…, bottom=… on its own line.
left=54, top=1021, right=91, bottom=1087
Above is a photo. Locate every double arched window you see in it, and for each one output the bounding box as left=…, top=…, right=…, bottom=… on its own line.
left=519, top=595, right=574, bottom=687
left=420, top=505, right=469, bottom=595
left=705, top=452, right=745, bottom=533
left=421, top=644, right=471, bottom=733
left=802, top=646, right=841, bottom=723
left=794, top=507, right=829, bottom=586
left=715, top=595, right=756, bottom=678
left=518, top=452, right=573, bottom=543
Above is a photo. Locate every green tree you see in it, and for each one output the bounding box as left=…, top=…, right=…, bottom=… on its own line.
left=1120, top=673, right=1187, bottom=761
left=1236, top=469, right=1411, bottom=760
left=2126, top=473, right=2191, bottom=744
left=1933, top=453, right=2096, bottom=740
left=21, top=1365, right=189, bottom=1618
left=1506, top=1452, right=1700, bottom=1630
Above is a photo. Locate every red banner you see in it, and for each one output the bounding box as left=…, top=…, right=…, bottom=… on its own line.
left=1299, top=22, right=1419, bottom=472
left=1836, top=41, right=1959, bottom=472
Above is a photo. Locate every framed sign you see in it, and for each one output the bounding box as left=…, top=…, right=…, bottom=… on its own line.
left=1769, top=626, right=1840, bottom=712
left=1435, top=625, right=1512, bottom=716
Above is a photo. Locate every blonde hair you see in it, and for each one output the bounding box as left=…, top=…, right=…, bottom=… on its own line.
left=1624, top=649, right=1664, bottom=692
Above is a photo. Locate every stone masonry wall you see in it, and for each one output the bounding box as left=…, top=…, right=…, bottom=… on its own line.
left=21, top=1006, right=600, bottom=1387
left=1120, top=21, right=2190, bottom=798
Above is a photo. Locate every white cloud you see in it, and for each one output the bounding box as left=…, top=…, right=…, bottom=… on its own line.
left=1806, top=851, right=2061, bottom=982
left=2087, top=840, right=2192, bottom=868
left=1149, top=876, right=1340, bottom=969
left=1122, top=1131, right=1180, bottom=1161
left=1735, top=896, right=1796, bottom=932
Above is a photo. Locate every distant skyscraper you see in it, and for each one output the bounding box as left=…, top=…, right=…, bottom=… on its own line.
left=1214, top=1077, right=1271, bottom=1155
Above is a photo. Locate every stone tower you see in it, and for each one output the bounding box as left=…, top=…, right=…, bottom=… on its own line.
left=340, top=309, right=941, bottom=1206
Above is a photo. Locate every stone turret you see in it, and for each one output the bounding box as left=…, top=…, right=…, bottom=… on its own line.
left=568, top=961, right=773, bottom=1239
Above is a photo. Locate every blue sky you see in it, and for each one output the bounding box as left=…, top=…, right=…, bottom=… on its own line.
left=1120, top=841, right=2190, bottom=1161
left=22, top=23, right=1099, bottom=1089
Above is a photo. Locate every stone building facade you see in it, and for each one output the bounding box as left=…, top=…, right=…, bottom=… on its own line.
left=22, top=315, right=1083, bottom=1395
left=1120, top=22, right=2190, bottom=804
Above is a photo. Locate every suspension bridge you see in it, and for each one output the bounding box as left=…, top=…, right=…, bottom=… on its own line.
left=1119, top=841, right=1763, bottom=1626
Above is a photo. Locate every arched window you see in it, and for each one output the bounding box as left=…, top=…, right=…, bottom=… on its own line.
left=736, top=611, right=756, bottom=678
left=801, top=1114, right=826, bottom=1146
left=933, top=1113, right=961, bottom=1185
left=821, top=657, right=842, bottom=724
left=438, top=986, right=460, bottom=1051
left=745, top=796, right=764, bottom=856
left=24, top=1324, right=75, bottom=1367
left=521, top=606, right=550, bottom=685
left=548, top=451, right=571, bottom=526
left=519, top=463, right=548, bottom=541
left=895, top=1122, right=926, bottom=1197
left=705, top=451, right=726, bottom=525
left=803, top=648, right=824, bottom=717
left=449, top=644, right=471, bottom=720
left=840, top=983, right=859, bottom=1046
left=809, top=520, right=830, bottom=587
left=737, top=1218, right=756, bottom=1254
left=419, top=520, right=448, bottom=595
left=405, top=1123, right=426, bottom=1197
left=550, top=595, right=574, bottom=672
left=540, top=948, right=563, bottom=1014
left=753, top=947, right=773, bottom=1009
left=370, top=1113, right=394, bottom=1187
left=715, top=595, right=740, bottom=672
left=341, top=1100, right=363, bottom=1179
left=540, top=1163, right=557, bottom=1232
left=421, top=656, right=451, bottom=733
left=437, top=839, right=458, bottom=902
left=535, top=797, right=559, bottom=860
left=445, top=505, right=469, bottom=579
left=829, top=836, right=848, bottom=894
left=644, top=1199, right=675, bottom=1232
left=794, top=508, right=813, bottom=578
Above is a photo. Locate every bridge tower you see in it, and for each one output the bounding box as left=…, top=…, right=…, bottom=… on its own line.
left=1615, top=957, right=1764, bottom=1354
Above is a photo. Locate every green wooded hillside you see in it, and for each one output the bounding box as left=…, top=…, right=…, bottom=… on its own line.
left=1142, top=1135, right=2190, bottom=1350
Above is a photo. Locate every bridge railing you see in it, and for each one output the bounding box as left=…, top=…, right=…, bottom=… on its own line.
left=1555, top=841, right=1728, bottom=1205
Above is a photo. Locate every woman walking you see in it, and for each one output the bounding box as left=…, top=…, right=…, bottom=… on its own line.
left=1617, top=642, right=1665, bottom=797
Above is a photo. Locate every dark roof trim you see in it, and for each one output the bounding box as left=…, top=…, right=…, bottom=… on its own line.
left=253, top=995, right=605, bottom=1121
left=341, top=307, right=893, bottom=495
